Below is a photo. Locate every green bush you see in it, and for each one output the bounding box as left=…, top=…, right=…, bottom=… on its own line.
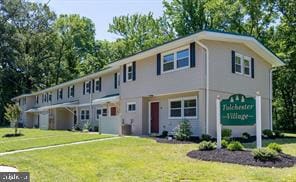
left=201, top=134, right=212, bottom=141
left=227, top=141, right=244, bottom=151
left=162, top=130, right=168, bottom=137
left=83, top=121, right=91, bottom=132
left=252, top=148, right=278, bottom=161
left=273, top=130, right=284, bottom=138
left=242, top=132, right=251, bottom=139
left=221, top=139, right=229, bottom=148
left=199, top=141, right=216, bottom=151
left=267, top=143, right=282, bottom=153
left=262, top=129, right=273, bottom=138
left=174, top=120, right=192, bottom=141
left=222, top=128, right=232, bottom=139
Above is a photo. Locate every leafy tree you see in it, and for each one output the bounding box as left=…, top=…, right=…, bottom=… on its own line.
left=4, top=103, right=21, bottom=135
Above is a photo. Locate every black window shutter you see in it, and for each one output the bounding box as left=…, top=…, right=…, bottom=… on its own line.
left=114, top=73, right=117, bottom=89
left=132, top=61, right=136, bottom=81
left=83, top=82, right=85, bottom=95
left=190, top=42, right=196, bottom=67
left=123, top=64, right=126, bottom=82
left=99, top=77, right=102, bottom=91
left=251, top=58, right=255, bottom=78
left=56, top=90, right=59, bottom=100
left=231, top=50, right=235, bottom=73
left=92, top=79, right=95, bottom=93
left=67, top=87, right=70, bottom=98
left=88, top=81, right=91, bottom=93
left=157, top=53, right=161, bottom=75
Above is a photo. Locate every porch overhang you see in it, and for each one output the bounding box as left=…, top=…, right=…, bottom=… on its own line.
left=92, top=94, right=120, bottom=105
left=25, top=101, right=79, bottom=113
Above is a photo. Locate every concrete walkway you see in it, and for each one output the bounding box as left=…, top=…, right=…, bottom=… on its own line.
left=0, top=166, right=18, bottom=172
left=0, top=136, right=121, bottom=157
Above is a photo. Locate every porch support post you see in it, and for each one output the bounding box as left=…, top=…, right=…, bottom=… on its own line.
left=216, top=95, right=221, bottom=149
left=256, top=92, right=262, bottom=148
left=76, top=106, right=79, bottom=127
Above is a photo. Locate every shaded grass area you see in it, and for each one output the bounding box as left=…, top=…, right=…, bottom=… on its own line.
left=0, top=128, right=113, bottom=153
left=0, top=137, right=295, bottom=181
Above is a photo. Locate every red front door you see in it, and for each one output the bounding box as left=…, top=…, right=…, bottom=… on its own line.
left=150, top=102, right=159, bottom=133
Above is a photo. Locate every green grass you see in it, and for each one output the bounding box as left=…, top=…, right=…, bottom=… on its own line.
left=0, top=128, right=113, bottom=152
left=0, top=135, right=295, bottom=181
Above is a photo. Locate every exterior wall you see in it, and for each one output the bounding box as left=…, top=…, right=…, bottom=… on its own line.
left=54, top=108, right=73, bottom=130
left=148, top=91, right=199, bottom=136
left=200, top=40, right=272, bottom=137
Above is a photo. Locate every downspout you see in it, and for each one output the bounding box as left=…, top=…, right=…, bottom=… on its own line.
left=196, top=40, right=209, bottom=134
left=269, top=68, right=274, bottom=130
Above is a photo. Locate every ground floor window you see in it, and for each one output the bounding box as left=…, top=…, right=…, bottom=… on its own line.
left=81, top=110, right=90, bottom=120
left=169, top=96, right=197, bottom=119
left=96, top=109, right=102, bottom=120
left=102, top=108, right=108, bottom=116
left=127, top=102, right=136, bottom=112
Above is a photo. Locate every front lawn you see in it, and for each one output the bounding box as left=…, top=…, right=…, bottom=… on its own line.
left=0, top=128, right=113, bottom=152
left=0, top=135, right=295, bottom=181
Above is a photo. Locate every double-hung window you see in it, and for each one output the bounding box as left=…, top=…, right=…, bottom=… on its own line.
left=127, top=102, right=136, bottom=112
left=102, top=108, right=108, bottom=116
left=127, top=63, right=133, bottom=81
left=95, top=79, right=100, bottom=91
left=70, top=85, right=75, bottom=97
left=169, top=97, right=197, bottom=119
left=58, top=89, right=63, bottom=100
left=235, top=53, right=251, bottom=77
left=162, top=47, right=190, bottom=73
left=81, top=110, right=89, bottom=120
left=96, top=109, right=102, bottom=120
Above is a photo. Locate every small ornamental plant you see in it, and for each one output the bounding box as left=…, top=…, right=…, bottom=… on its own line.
left=227, top=141, right=244, bottom=151
left=221, top=139, right=229, bottom=148
left=267, top=143, right=282, bottom=153
left=242, top=132, right=251, bottom=139
left=222, top=128, right=232, bottom=139
left=273, top=130, right=284, bottom=138
left=252, top=148, right=278, bottom=161
left=174, top=120, right=192, bottom=141
left=199, top=141, right=216, bottom=151
left=262, top=129, right=274, bottom=138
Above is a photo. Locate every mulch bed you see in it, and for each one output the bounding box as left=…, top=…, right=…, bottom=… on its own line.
left=187, top=149, right=296, bottom=168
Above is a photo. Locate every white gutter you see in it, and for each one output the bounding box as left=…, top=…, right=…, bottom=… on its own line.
left=269, top=69, right=274, bottom=130
left=196, top=40, right=209, bottom=134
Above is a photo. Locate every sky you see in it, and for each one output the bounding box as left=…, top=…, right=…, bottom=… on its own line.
left=33, top=0, right=165, bottom=41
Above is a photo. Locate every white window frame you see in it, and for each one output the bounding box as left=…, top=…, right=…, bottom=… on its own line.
left=81, top=109, right=89, bottom=121
left=70, top=85, right=75, bottom=97
left=127, top=102, right=136, bottom=112
left=95, top=79, right=100, bottom=91
left=161, top=46, right=190, bottom=74
left=235, top=52, right=251, bottom=77
left=102, top=108, right=108, bottom=116
left=168, top=96, right=197, bottom=119
left=85, top=81, right=91, bottom=93
left=58, top=88, right=63, bottom=100
left=126, top=63, right=133, bottom=81
left=96, top=108, right=102, bottom=120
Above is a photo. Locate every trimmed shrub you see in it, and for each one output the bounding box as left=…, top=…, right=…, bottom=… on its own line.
left=162, top=130, right=168, bottom=137
left=199, top=141, right=216, bottom=151
left=201, top=134, right=212, bottom=141
left=93, top=126, right=99, bottom=132
left=242, top=132, right=251, bottom=139
left=267, top=143, right=282, bottom=153
left=174, top=120, right=192, bottom=141
left=221, top=139, right=229, bottom=148
left=262, top=129, right=273, bottom=138
left=227, top=141, right=244, bottom=151
left=252, top=148, right=278, bottom=161
left=83, top=121, right=91, bottom=132
left=222, top=128, right=232, bottom=139
left=273, top=130, right=284, bottom=138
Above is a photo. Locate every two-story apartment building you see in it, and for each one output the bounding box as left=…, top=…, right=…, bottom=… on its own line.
left=12, top=30, right=284, bottom=137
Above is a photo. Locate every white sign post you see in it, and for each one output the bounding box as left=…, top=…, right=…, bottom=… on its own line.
left=256, top=92, right=262, bottom=148
left=216, top=96, right=222, bottom=149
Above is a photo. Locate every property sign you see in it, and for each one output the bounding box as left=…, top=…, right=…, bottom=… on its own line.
left=220, top=94, right=256, bottom=125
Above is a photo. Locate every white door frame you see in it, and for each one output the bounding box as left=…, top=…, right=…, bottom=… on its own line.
left=148, top=101, right=160, bottom=135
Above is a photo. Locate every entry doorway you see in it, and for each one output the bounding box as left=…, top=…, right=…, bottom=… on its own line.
left=150, top=102, right=159, bottom=134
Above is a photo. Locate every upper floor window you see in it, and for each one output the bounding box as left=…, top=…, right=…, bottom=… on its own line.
left=36, top=95, right=39, bottom=104
left=95, top=79, right=101, bottom=91
left=127, top=63, right=133, bottom=81
left=235, top=53, right=251, bottom=77
left=162, top=47, right=190, bottom=73
left=58, top=88, right=63, bottom=100
left=70, top=85, right=75, bottom=97
left=48, top=93, right=52, bottom=102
